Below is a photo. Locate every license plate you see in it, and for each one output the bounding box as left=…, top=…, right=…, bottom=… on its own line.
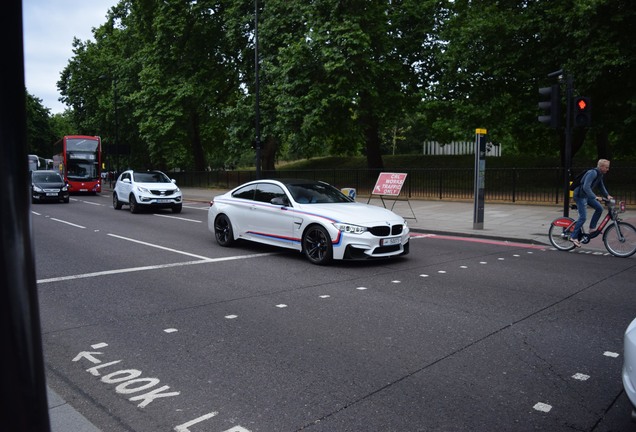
left=157, top=199, right=171, bottom=203
left=46, top=192, right=58, bottom=196
left=381, top=237, right=401, bottom=246
left=79, top=189, right=88, bottom=192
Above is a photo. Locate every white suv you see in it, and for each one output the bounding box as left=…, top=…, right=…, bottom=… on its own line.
left=113, top=170, right=182, bottom=213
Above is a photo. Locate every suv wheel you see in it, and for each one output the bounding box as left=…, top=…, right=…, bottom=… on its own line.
left=113, top=192, right=122, bottom=210
left=129, top=194, right=140, bottom=213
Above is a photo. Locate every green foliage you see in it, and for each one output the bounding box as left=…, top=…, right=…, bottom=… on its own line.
left=26, top=0, right=636, bottom=173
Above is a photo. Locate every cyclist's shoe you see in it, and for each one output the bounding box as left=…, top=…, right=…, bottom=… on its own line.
left=570, top=238, right=582, bottom=248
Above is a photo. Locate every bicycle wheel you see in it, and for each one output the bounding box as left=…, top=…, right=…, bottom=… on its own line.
left=603, top=222, right=636, bottom=258
left=548, top=218, right=576, bottom=251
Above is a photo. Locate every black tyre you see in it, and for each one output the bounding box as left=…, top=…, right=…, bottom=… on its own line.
left=129, top=194, right=140, bottom=213
left=63, top=197, right=70, bottom=203
left=302, top=224, right=333, bottom=265
left=113, top=193, right=122, bottom=209
left=548, top=219, right=576, bottom=251
left=172, top=204, right=182, bottom=214
left=603, top=222, right=636, bottom=258
left=214, top=214, right=234, bottom=247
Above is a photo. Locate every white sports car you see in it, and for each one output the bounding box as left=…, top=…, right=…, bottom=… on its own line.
left=624, top=317, right=636, bottom=421
left=207, top=179, right=410, bottom=265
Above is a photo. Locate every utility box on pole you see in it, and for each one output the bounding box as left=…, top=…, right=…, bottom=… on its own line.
left=473, top=128, right=487, bottom=230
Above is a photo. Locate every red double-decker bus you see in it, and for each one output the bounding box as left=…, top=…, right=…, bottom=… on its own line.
left=53, top=135, right=102, bottom=194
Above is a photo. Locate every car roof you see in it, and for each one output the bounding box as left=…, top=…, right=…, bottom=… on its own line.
left=254, top=178, right=329, bottom=187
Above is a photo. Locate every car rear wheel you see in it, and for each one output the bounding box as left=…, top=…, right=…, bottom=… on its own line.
left=214, top=214, right=234, bottom=247
left=113, top=193, right=122, bottom=209
left=129, top=194, right=140, bottom=213
left=302, top=225, right=333, bottom=265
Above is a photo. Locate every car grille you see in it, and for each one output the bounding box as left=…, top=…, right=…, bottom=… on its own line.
left=150, top=189, right=175, bottom=196
left=368, top=224, right=403, bottom=237
left=42, top=188, right=60, bottom=192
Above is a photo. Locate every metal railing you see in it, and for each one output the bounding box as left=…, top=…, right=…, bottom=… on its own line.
left=171, top=167, right=636, bottom=205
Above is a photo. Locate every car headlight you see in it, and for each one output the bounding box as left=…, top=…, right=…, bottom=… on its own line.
left=333, top=223, right=367, bottom=234
left=136, top=186, right=150, bottom=194
left=61, top=185, right=68, bottom=192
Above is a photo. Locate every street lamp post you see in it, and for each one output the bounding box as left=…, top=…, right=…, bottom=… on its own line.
left=254, top=0, right=261, bottom=179
left=112, top=78, right=119, bottom=176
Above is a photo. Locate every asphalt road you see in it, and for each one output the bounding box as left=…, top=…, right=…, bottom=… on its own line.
left=33, top=193, right=636, bottom=431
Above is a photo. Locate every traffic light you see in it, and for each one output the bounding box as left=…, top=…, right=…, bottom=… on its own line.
left=538, top=84, right=561, bottom=128
left=574, top=96, right=591, bottom=127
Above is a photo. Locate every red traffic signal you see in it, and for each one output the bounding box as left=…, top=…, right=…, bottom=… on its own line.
left=574, top=96, right=591, bottom=127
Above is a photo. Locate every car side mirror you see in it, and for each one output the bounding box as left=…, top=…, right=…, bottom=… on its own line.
left=172, top=179, right=177, bottom=184
left=271, top=196, right=290, bottom=206
left=123, top=178, right=131, bottom=184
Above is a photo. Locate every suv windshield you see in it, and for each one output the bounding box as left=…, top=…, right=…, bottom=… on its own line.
left=133, top=172, right=171, bottom=183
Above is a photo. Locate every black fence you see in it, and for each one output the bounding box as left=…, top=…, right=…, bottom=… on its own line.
left=170, top=167, right=636, bottom=205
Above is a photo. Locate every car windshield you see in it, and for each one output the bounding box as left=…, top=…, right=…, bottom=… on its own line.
left=288, top=182, right=352, bottom=204
left=133, top=172, right=171, bottom=183
left=33, top=172, right=62, bottom=183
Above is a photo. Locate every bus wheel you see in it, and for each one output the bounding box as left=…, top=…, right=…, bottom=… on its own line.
left=113, top=193, right=122, bottom=210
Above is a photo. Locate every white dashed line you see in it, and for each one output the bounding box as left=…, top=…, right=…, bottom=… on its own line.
left=572, top=373, right=590, bottom=381
left=533, top=402, right=552, bottom=413
left=604, top=351, right=619, bottom=358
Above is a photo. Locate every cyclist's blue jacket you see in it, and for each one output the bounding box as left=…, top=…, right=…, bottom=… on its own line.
left=573, top=167, right=609, bottom=200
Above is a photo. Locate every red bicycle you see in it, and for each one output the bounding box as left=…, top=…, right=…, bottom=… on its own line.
left=548, top=198, right=636, bottom=257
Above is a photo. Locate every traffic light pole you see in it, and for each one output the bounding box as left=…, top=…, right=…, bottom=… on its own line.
left=563, top=74, right=573, bottom=217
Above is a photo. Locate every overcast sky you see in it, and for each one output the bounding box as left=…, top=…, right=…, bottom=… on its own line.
left=23, top=0, right=117, bottom=114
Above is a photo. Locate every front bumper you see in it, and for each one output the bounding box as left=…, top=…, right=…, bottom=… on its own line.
left=333, top=226, right=410, bottom=260
left=135, top=193, right=182, bottom=207
left=32, top=190, right=69, bottom=202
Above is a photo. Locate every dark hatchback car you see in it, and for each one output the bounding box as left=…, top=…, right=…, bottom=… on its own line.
left=31, top=170, right=69, bottom=204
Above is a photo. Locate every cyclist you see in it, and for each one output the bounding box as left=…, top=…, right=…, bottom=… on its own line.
left=570, top=159, right=613, bottom=247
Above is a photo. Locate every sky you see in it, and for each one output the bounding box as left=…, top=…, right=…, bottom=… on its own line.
left=23, top=0, right=117, bottom=114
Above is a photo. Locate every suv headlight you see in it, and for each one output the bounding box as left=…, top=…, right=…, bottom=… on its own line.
left=33, top=185, right=43, bottom=192
left=136, top=186, right=150, bottom=194
left=333, top=223, right=367, bottom=234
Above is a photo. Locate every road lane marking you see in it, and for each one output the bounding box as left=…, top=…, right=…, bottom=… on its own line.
left=107, top=233, right=212, bottom=260
left=49, top=218, right=86, bottom=229
left=533, top=402, right=552, bottom=413
left=153, top=213, right=202, bottom=223
left=37, top=253, right=274, bottom=284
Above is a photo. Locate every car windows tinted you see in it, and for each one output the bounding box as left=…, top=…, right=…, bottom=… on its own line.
left=33, top=172, right=62, bottom=183
left=133, top=172, right=169, bottom=183
left=290, top=183, right=350, bottom=203
left=232, top=184, right=257, bottom=200
left=255, top=184, right=286, bottom=204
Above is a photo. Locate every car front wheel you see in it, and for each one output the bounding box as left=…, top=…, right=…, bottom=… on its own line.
left=172, top=204, right=182, bottom=214
left=302, top=225, right=333, bottom=265
left=129, top=194, right=140, bottom=213
left=214, top=214, right=234, bottom=247
left=113, top=192, right=122, bottom=209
